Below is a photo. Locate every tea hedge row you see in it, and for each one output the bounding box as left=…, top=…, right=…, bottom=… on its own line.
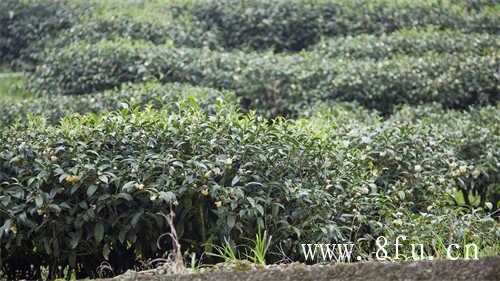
left=451, top=0, right=499, bottom=11
left=48, top=22, right=500, bottom=63
left=184, top=0, right=500, bottom=51
left=0, top=0, right=214, bottom=68
left=300, top=102, right=500, bottom=209
left=41, top=0, right=500, bottom=54
left=3, top=0, right=500, bottom=67
left=309, top=28, right=500, bottom=59
left=1, top=103, right=498, bottom=279
left=0, top=80, right=368, bottom=130
left=30, top=39, right=500, bottom=115
left=387, top=104, right=500, bottom=209
left=0, top=82, right=235, bottom=129
left=0, top=0, right=82, bottom=67
left=42, top=13, right=220, bottom=58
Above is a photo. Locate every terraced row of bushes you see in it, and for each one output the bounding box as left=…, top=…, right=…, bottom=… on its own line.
left=2, top=0, right=499, bottom=279
left=45, top=14, right=217, bottom=52
left=2, top=0, right=500, bottom=67
left=1, top=100, right=498, bottom=278
left=184, top=0, right=500, bottom=51
left=309, top=28, right=499, bottom=59
left=387, top=105, right=500, bottom=209
left=451, top=0, right=500, bottom=10
left=30, top=39, right=499, bottom=115
left=0, top=83, right=235, bottom=128
left=0, top=0, right=81, bottom=67
left=0, top=0, right=209, bottom=67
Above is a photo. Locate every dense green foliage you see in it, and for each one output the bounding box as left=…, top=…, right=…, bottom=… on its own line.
left=0, top=0, right=79, bottom=68
left=0, top=0, right=213, bottom=68
left=309, top=29, right=500, bottom=59
left=1, top=0, right=499, bottom=279
left=451, top=0, right=500, bottom=11
left=45, top=14, right=219, bottom=52
left=1, top=103, right=498, bottom=278
left=388, top=105, right=500, bottom=209
left=185, top=0, right=500, bottom=51
left=0, top=76, right=29, bottom=101
left=3, top=0, right=500, bottom=68
left=0, top=82, right=235, bottom=128
left=30, top=39, right=499, bottom=115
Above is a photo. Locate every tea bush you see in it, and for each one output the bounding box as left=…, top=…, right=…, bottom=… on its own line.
left=0, top=0, right=217, bottom=69
left=309, top=28, right=500, bottom=59
left=451, top=0, right=499, bottom=11
left=0, top=0, right=80, bottom=67
left=388, top=104, right=500, bottom=211
left=3, top=0, right=500, bottom=279
left=30, top=39, right=499, bottom=115
left=2, top=0, right=499, bottom=66
left=0, top=82, right=236, bottom=128
left=185, top=0, right=500, bottom=51
left=45, top=14, right=220, bottom=54
left=0, top=104, right=363, bottom=278
left=298, top=102, right=500, bottom=211
left=1, top=103, right=498, bottom=278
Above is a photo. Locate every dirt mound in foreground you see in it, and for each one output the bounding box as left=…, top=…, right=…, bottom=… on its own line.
left=101, top=257, right=500, bottom=281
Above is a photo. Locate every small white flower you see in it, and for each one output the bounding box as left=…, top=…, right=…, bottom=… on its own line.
left=134, top=183, right=144, bottom=191
left=414, top=165, right=423, bottom=173
left=472, top=169, right=480, bottom=178
left=459, top=165, right=467, bottom=174
left=360, top=187, right=369, bottom=195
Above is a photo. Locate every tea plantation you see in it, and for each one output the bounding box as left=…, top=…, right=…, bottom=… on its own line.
left=0, top=0, right=499, bottom=279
